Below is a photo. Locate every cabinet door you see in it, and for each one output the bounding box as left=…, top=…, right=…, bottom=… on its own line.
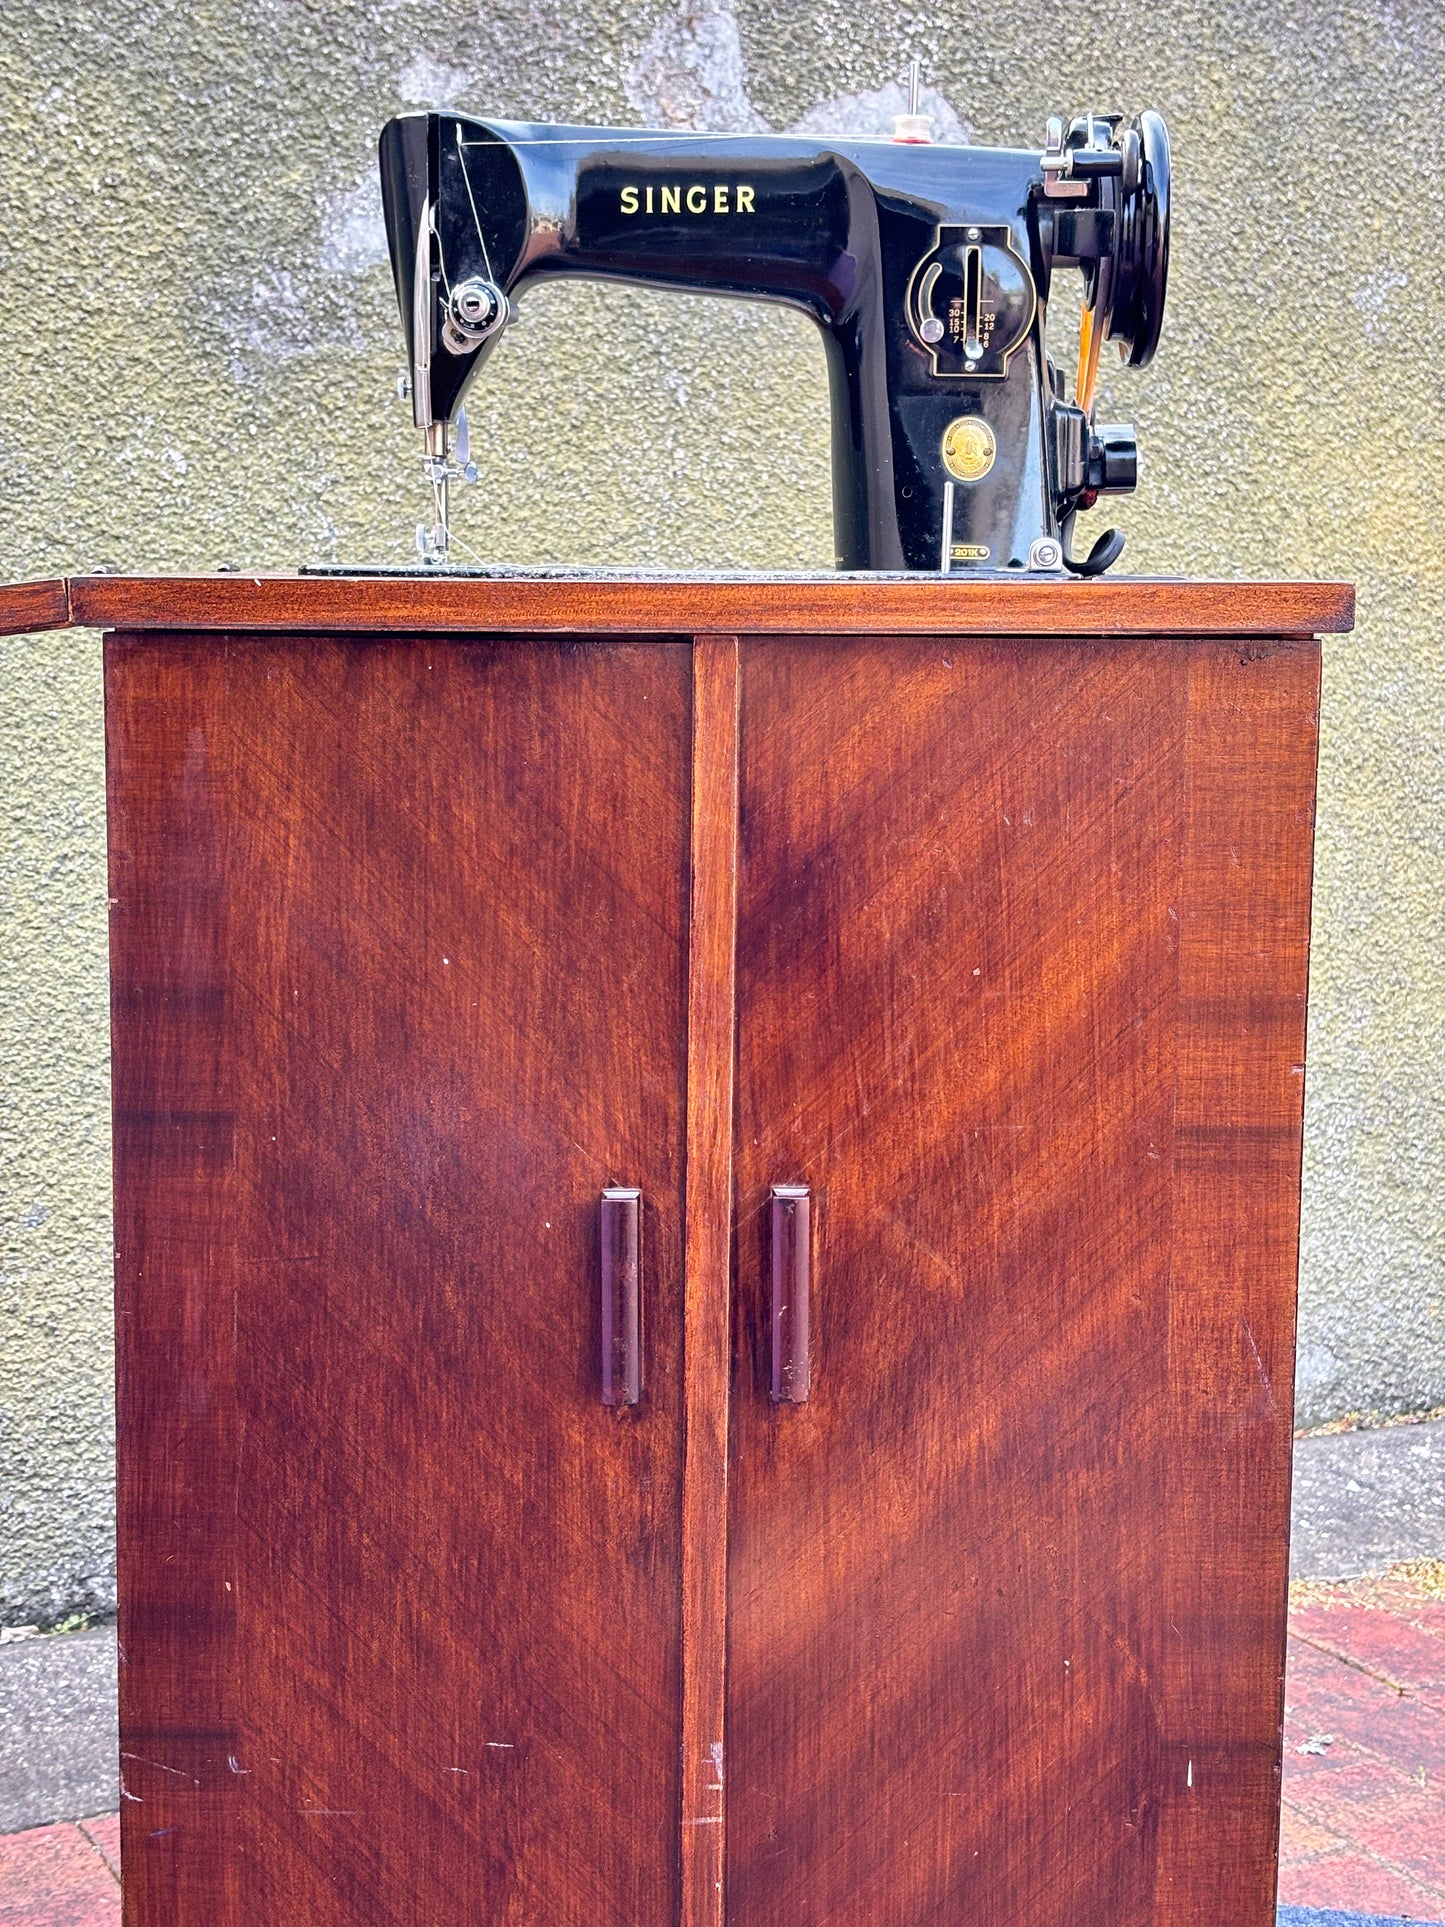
left=108, top=634, right=692, bottom=1927
left=727, top=635, right=1318, bottom=1926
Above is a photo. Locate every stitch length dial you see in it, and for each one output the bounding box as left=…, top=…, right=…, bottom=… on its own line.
left=907, top=224, right=1036, bottom=378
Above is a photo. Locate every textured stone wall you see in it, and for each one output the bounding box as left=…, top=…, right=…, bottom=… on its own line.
left=1, top=0, right=1441, bottom=1621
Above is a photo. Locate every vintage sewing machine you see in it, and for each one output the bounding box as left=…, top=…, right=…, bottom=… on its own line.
left=379, top=89, right=1169, bottom=574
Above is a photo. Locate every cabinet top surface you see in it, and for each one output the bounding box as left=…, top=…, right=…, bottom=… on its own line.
left=0, top=571, right=1354, bottom=639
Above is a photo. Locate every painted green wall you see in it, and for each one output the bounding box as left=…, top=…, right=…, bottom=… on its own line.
left=2, top=0, right=1441, bottom=1622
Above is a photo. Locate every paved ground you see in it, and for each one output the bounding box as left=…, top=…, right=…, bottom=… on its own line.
left=1279, top=1568, right=1445, bottom=1920
left=0, top=1815, right=117, bottom=1927
left=1292, top=1419, right=1445, bottom=1581
left=0, top=1633, right=117, bottom=1837
left=1, top=1422, right=1441, bottom=1922
left=1280, top=1914, right=1445, bottom=1926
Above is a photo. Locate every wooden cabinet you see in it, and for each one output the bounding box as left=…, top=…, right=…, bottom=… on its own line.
left=3, top=573, right=1351, bottom=1927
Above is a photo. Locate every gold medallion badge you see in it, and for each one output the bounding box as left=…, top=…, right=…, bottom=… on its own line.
left=941, top=416, right=997, bottom=482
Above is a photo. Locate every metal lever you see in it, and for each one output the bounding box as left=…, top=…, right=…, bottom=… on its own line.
left=600, top=1188, right=642, bottom=1407
left=770, top=1185, right=811, bottom=1403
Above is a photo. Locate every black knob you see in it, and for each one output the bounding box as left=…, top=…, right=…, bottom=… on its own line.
left=1087, top=423, right=1138, bottom=494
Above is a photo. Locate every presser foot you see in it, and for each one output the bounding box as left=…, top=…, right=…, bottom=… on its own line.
left=414, top=410, right=479, bottom=565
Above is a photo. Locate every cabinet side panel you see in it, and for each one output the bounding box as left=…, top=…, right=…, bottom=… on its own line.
left=107, top=631, right=243, bottom=1927
left=726, top=632, right=1318, bottom=1927
left=108, top=630, right=692, bottom=1927
left=1151, top=638, right=1320, bottom=1921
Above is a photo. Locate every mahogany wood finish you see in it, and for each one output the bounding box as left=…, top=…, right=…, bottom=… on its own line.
left=108, top=630, right=692, bottom=1927
left=726, top=633, right=1319, bottom=1927
left=680, top=636, right=741, bottom=1927
left=67, top=571, right=1353, bottom=638
left=88, top=575, right=1338, bottom=1927
left=0, top=577, right=70, bottom=634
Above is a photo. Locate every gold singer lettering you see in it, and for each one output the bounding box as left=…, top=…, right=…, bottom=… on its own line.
left=619, top=182, right=757, bottom=216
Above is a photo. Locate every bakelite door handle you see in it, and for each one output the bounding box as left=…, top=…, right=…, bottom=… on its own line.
left=600, top=1187, right=642, bottom=1407
left=770, top=1184, right=811, bottom=1403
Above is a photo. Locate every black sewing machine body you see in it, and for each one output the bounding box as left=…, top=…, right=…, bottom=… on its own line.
left=380, top=111, right=1168, bottom=573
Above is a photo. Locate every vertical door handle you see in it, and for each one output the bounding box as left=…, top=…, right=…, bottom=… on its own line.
left=770, top=1184, right=811, bottom=1403
left=600, top=1187, right=642, bottom=1407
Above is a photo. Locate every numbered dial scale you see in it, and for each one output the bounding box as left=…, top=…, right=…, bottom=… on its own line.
left=907, top=225, right=1036, bottom=379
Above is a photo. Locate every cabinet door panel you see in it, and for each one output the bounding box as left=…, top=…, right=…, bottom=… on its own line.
left=727, top=635, right=1317, bottom=1927
left=108, top=634, right=691, bottom=1927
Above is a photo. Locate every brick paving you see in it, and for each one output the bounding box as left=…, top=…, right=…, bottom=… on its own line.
left=0, top=1818, right=117, bottom=1927
left=1280, top=1569, right=1445, bottom=1921
left=1, top=1575, right=1441, bottom=1923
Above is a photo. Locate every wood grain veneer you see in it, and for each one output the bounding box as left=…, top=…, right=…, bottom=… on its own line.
left=726, top=632, right=1319, bottom=1927
left=0, top=578, right=70, bottom=634
left=68, top=572, right=1354, bottom=638
left=680, top=637, right=741, bottom=1927
left=108, top=629, right=692, bottom=1926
